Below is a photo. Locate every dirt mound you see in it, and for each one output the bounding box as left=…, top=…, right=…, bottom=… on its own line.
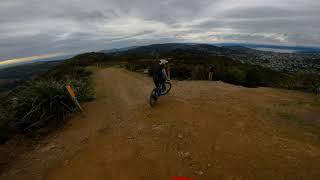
left=1, top=68, right=320, bottom=180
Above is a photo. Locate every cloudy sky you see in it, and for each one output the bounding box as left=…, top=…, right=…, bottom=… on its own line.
left=0, top=0, right=320, bottom=61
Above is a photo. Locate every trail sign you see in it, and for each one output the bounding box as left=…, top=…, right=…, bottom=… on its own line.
left=66, top=85, right=83, bottom=112
left=66, top=85, right=76, bottom=98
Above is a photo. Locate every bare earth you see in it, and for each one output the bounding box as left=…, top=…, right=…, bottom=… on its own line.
left=1, top=67, right=320, bottom=180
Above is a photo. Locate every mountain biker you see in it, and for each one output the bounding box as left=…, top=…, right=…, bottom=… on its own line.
left=152, top=59, right=169, bottom=97
left=208, top=65, right=214, bottom=81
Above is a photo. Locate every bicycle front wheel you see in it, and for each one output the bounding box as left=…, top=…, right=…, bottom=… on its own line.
left=161, top=82, right=172, bottom=95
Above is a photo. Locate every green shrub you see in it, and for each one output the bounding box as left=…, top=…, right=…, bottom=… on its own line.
left=245, top=68, right=260, bottom=87
left=278, top=73, right=320, bottom=92
left=2, top=79, right=94, bottom=133
left=0, top=106, right=14, bottom=142
left=69, top=79, right=95, bottom=102
left=191, top=65, right=207, bottom=80
left=46, top=66, right=92, bottom=81
left=225, top=67, right=247, bottom=85
left=11, top=81, right=66, bottom=131
left=170, top=65, right=192, bottom=80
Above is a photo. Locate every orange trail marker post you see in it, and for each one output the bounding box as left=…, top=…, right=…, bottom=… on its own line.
left=66, top=85, right=83, bottom=112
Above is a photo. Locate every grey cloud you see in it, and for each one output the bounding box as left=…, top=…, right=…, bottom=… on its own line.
left=222, top=6, right=295, bottom=19
left=0, top=0, right=320, bottom=60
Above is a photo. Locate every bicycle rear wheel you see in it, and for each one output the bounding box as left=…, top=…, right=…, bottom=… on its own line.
left=149, top=88, right=158, bottom=107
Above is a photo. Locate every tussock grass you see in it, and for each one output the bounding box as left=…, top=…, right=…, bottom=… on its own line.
left=0, top=64, right=95, bottom=142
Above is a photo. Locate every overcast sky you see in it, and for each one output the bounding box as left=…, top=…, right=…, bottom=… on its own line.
left=0, top=0, right=320, bottom=61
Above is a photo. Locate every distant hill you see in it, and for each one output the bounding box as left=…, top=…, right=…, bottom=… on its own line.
left=107, top=43, right=320, bottom=74
left=105, top=43, right=264, bottom=57
left=100, top=46, right=139, bottom=54
left=0, top=54, right=74, bottom=69
left=0, top=61, right=63, bottom=95
left=109, top=43, right=232, bottom=58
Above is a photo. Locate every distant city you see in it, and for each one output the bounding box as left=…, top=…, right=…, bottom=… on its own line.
left=216, top=44, right=320, bottom=74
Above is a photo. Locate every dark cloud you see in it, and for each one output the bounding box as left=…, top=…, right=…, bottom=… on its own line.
left=223, top=6, right=294, bottom=19
left=0, top=0, right=319, bottom=60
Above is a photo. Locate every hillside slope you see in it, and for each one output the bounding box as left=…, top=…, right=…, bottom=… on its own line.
left=111, top=43, right=320, bottom=74
left=0, top=61, right=63, bottom=95
left=1, top=68, right=320, bottom=180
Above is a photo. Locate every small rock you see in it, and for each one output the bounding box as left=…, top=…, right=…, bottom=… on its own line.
left=177, top=134, right=184, bottom=139
left=64, top=160, right=70, bottom=166
left=179, top=151, right=191, bottom=159
left=184, top=152, right=191, bottom=158
left=42, top=144, right=56, bottom=152
left=207, top=163, right=212, bottom=167
left=195, top=170, right=204, bottom=176
left=81, top=137, right=89, bottom=143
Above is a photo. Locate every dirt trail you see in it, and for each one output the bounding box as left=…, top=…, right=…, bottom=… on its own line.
left=1, top=67, right=320, bottom=179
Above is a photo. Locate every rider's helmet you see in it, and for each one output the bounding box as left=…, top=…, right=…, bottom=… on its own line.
left=159, top=59, right=168, bottom=65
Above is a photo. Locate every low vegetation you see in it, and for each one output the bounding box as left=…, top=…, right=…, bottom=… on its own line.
left=0, top=60, right=95, bottom=142
left=123, top=48, right=320, bottom=91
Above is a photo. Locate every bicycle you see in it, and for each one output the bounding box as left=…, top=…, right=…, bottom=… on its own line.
left=149, top=81, right=172, bottom=107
